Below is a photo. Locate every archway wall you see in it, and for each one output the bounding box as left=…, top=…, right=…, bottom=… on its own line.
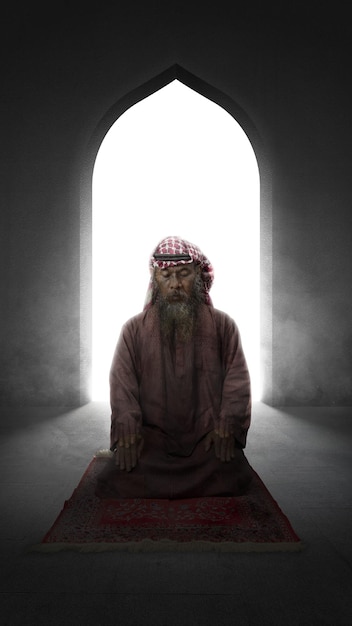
left=1, top=4, right=351, bottom=406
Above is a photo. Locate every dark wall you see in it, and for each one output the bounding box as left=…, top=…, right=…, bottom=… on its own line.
left=1, top=1, right=351, bottom=406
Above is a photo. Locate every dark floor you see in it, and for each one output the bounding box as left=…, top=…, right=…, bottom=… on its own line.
left=1, top=401, right=352, bottom=625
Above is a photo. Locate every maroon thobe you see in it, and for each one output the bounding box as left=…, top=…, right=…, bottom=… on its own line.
left=96, top=303, right=253, bottom=499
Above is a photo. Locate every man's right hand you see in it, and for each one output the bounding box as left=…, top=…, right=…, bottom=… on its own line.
left=114, top=432, right=144, bottom=472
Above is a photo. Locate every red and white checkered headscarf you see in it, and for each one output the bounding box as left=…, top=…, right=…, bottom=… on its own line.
left=144, top=236, right=214, bottom=309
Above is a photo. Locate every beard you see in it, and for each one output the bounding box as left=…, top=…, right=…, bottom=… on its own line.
left=154, top=274, right=204, bottom=343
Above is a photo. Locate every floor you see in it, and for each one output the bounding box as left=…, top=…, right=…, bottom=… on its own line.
left=1, top=401, right=352, bottom=625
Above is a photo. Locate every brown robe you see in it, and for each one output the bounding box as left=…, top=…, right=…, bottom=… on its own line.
left=96, top=303, right=253, bottom=499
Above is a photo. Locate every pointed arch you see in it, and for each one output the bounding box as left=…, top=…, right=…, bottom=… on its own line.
left=80, top=66, right=272, bottom=403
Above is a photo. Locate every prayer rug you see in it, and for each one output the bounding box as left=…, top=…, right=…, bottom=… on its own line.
left=30, top=455, right=302, bottom=553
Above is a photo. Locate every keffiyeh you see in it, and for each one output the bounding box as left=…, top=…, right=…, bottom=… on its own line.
left=144, top=236, right=214, bottom=309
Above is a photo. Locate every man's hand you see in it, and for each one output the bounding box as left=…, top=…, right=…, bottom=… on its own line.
left=204, top=428, right=235, bottom=462
left=114, top=431, right=144, bottom=472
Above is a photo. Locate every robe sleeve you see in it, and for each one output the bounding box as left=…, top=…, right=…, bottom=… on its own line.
left=109, top=320, right=143, bottom=449
left=215, top=313, right=251, bottom=448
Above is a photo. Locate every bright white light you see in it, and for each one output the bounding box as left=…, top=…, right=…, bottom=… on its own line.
left=92, top=80, right=260, bottom=401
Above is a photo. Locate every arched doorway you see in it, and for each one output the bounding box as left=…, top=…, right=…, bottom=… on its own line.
left=91, top=78, right=261, bottom=400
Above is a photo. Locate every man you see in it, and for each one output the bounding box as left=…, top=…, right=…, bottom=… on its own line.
left=96, top=236, right=253, bottom=499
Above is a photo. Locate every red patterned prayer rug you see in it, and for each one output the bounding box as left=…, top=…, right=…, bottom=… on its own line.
left=31, top=455, right=302, bottom=552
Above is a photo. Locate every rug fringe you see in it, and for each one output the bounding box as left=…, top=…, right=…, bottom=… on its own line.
left=27, top=539, right=304, bottom=554
left=94, top=449, right=114, bottom=458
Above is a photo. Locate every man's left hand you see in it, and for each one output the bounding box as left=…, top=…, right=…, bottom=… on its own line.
left=204, top=429, right=235, bottom=462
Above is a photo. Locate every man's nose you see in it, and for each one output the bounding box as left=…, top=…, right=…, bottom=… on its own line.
left=169, top=273, right=181, bottom=288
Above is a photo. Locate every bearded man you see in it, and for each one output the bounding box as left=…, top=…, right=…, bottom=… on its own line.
left=96, top=236, right=254, bottom=499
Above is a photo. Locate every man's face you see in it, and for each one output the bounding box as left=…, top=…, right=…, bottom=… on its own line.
left=154, top=263, right=198, bottom=303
